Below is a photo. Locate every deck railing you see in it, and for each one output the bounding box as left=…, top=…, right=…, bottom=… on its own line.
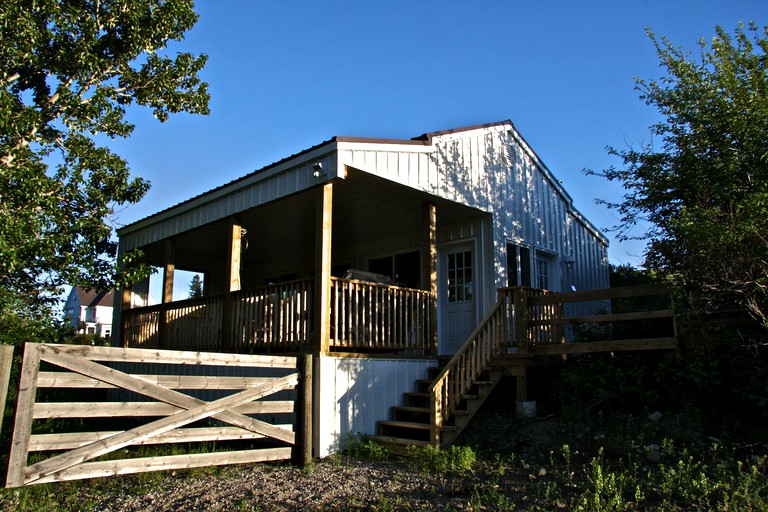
left=429, top=284, right=677, bottom=445
left=230, top=279, right=314, bottom=353
left=122, top=295, right=225, bottom=351
left=122, top=280, right=314, bottom=353
left=122, top=277, right=435, bottom=354
left=329, top=277, right=435, bottom=353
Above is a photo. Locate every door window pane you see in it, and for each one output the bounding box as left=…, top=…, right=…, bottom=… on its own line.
left=447, top=251, right=473, bottom=303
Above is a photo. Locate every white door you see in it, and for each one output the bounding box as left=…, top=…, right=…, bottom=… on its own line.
left=438, top=242, right=476, bottom=355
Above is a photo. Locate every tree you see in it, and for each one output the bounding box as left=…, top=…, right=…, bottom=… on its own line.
left=590, top=23, right=768, bottom=326
left=188, top=274, right=203, bottom=299
left=0, top=0, right=210, bottom=316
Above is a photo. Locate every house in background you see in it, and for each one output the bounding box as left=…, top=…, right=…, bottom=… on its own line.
left=113, top=120, right=610, bottom=456
left=63, top=286, right=115, bottom=338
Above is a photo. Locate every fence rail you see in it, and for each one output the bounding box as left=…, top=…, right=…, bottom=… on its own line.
left=6, top=343, right=311, bottom=487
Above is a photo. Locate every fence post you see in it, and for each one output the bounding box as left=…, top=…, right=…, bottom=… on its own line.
left=512, top=288, right=534, bottom=417
left=0, top=345, right=14, bottom=437
left=298, top=353, right=314, bottom=466
left=513, top=287, right=530, bottom=354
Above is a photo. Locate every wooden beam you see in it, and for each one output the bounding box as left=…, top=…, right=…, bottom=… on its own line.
left=530, top=309, right=675, bottom=326
left=0, top=345, right=13, bottom=439
left=30, top=448, right=294, bottom=485
left=6, top=343, right=42, bottom=488
left=162, top=239, right=176, bottom=303
left=422, top=202, right=438, bottom=356
left=314, top=183, right=333, bottom=355
left=531, top=337, right=678, bottom=356
left=228, top=219, right=243, bottom=292
left=527, top=284, right=671, bottom=306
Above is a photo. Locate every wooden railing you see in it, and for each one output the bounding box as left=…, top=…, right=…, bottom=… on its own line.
left=329, top=277, right=435, bottom=353
left=122, top=295, right=225, bottom=351
left=230, top=279, right=314, bottom=353
left=428, top=284, right=677, bottom=445
left=429, top=297, right=509, bottom=444
left=525, top=284, right=677, bottom=354
left=122, top=280, right=314, bottom=353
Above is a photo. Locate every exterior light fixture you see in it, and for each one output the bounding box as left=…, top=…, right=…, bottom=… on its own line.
left=312, top=162, right=324, bottom=178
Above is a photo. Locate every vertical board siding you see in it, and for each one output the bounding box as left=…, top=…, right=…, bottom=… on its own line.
left=339, top=124, right=608, bottom=296
left=315, top=357, right=436, bottom=457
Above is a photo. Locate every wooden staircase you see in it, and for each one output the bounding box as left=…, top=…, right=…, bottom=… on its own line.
left=369, top=361, right=503, bottom=453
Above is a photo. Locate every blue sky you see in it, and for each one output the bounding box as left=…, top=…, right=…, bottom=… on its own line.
left=110, top=1, right=767, bottom=269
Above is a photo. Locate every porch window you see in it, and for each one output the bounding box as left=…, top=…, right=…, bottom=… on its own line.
left=447, top=251, right=473, bottom=303
left=368, top=250, right=421, bottom=288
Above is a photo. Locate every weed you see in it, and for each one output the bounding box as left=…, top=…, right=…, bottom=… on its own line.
left=344, top=433, right=390, bottom=461
left=405, top=444, right=476, bottom=475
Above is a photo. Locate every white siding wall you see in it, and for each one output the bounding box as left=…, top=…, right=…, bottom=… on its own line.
left=337, top=123, right=609, bottom=301
left=315, top=356, right=435, bottom=457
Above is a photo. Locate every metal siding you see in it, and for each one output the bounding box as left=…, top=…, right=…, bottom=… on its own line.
left=316, top=357, right=436, bottom=457
left=120, top=152, right=338, bottom=252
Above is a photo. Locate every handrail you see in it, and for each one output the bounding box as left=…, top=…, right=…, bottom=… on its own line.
left=428, top=296, right=509, bottom=445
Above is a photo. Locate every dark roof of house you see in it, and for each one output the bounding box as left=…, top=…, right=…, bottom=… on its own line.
left=73, top=286, right=115, bottom=308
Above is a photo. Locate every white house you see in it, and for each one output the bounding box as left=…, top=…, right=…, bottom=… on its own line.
left=113, top=120, right=611, bottom=455
left=63, top=286, right=115, bottom=338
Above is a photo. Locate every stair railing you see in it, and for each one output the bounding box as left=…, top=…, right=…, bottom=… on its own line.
left=428, top=294, right=511, bottom=446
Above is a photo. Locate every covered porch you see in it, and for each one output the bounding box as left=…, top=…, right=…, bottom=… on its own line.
left=116, top=166, right=485, bottom=356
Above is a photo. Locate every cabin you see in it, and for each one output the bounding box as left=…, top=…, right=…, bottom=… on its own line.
left=113, top=120, right=614, bottom=457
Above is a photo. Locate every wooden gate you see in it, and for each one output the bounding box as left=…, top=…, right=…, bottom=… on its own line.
left=6, top=343, right=312, bottom=487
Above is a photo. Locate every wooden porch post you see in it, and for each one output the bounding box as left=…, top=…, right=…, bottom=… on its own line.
left=228, top=219, right=243, bottom=293
left=314, top=183, right=333, bottom=355
left=422, top=202, right=438, bottom=356
left=162, top=239, right=176, bottom=303
left=157, top=239, right=176, bottom=349
left=222, top=218, right=243, bottom=352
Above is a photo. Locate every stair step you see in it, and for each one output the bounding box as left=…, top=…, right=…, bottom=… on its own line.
left=379, top=420, right=431, bottom=430
left=367, top=435, right=431, bottom=447
left=393, top=406, right=430, bottom=414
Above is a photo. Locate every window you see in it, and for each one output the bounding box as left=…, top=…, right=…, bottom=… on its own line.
left=506, top=243, right=531, bottom=287
left=368, top=250, right=421, bottom=288
left=536, top=258, right=549, bottom=290
left=535, top=252, right=557, bottom=291
left=447, top=251, right=473, bottom=303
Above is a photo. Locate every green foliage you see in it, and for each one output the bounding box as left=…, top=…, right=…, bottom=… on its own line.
left=406, top=444, right=476, bottom=475
left=589, top=23, right=768, bottom=326
left=0, top=0, right=210, bottom=315
left=343, top=433, right=390, bottom=461
left=574, top=448, right=640, bottom=511
left=188, top=274, right=204, bottom=299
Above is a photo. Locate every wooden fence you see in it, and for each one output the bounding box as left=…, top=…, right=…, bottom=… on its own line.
left=329, top=277, right=435, bottom=353
left=6, top=343, right=311, bottom=487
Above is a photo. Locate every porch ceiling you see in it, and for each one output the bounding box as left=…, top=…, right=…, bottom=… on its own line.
left=138, top=168, right=482, bottom=271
